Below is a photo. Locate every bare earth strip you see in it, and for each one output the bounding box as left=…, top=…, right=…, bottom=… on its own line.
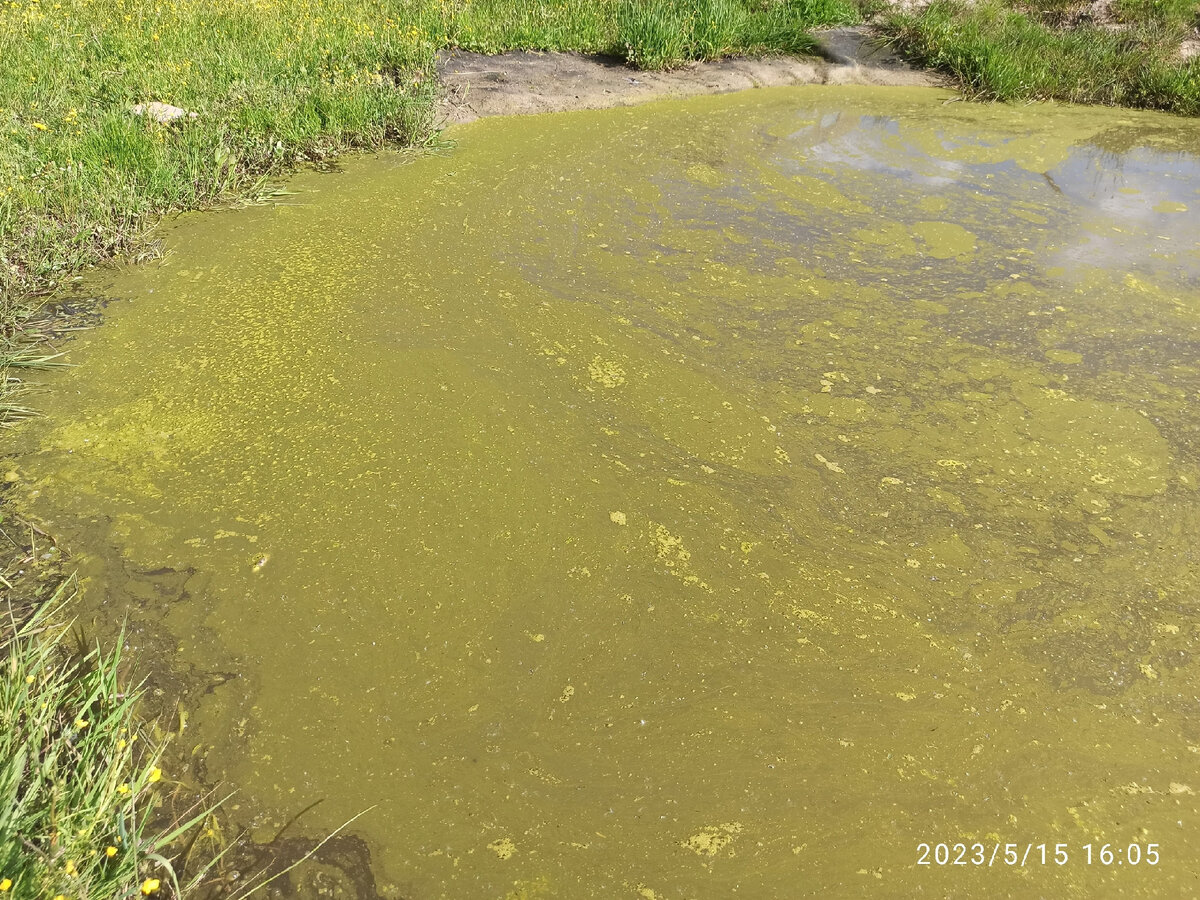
left=436, top=27, right=943, bottom=126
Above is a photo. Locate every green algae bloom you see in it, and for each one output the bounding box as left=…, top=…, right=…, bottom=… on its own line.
left=12, top=86, right=1200, bottom=896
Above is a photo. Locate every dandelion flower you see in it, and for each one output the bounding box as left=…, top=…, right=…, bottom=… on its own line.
left=32, top=122, right=47, bottom=130
left=141, top=878, right=161, bottom=895
left=0, top=878, right=12, bottom=891
left=24, top=674, right=34, bottom=684
left=105, top=846, right=118, bottom=858
left=64, top=860, right=76, bottom=876
left=148, top=767, right=162, bottom=783
left=117, top=739, right=126, bottom=750
left=75, top=718, right=89, bottom=729
left=117, top=783, right=130, bottom=795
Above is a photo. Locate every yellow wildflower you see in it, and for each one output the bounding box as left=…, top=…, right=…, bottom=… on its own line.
left=0, top=878, right=12, bottom=891
left=141, top=878, right=161, bottom=895
left=24, top=674, right=33, bottom=684
left=75, top=718, right=89, bottom=729
left=105, top=846, right=118, bottom=858
left=117, top=783, right=130, bottom=795
left=147, top=767, right=162, bottom=783
left=32, top=122, right=47, bottom=130
left=64, top=860, right=76, bottom=876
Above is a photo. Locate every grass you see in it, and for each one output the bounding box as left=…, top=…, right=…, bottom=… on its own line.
left=877, top=0, right=1200, bottom=113
left=615, top=0, right=847, bottom=68
left=0, top=581, right=350, bottom=897
left=1, top=584, right=221, bottom=898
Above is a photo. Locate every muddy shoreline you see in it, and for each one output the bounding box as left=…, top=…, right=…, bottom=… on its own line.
left=436, top=27, right=942, bottom=126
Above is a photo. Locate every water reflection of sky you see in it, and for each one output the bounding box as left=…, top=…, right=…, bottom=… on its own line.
left=600, top=104, right=1200, bottom=388
left=1045, top=146, right=1200, bottom=281
left=662, top=107, right=1200, bottom=293
left=792, top=113, right=978, bottom=190
left=515, top=100, right=1199, bottom=381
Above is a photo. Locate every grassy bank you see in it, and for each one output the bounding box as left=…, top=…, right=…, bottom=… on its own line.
left=875, top=0, right=1200, bottom=113
left=0, top=586, right=218, bottom=898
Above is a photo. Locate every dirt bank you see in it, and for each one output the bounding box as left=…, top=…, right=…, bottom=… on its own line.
left=436, top=27, right=942, bottom=126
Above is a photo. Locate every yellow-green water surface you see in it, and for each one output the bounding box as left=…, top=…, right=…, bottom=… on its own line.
left=12, top=86, right=1200, bottom=897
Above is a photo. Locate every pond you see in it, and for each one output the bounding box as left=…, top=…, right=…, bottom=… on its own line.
left=12, top=85, right=1200, bottom=897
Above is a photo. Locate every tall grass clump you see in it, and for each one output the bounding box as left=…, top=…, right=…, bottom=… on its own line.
left=0, top=587, right=218, bottom=898
left=449, top=0, right=620, bottom=53
left=617, top=0, right=694, bottom=67
left=692, top=0, right=750, bottom=59
left=884, top=0, right=1200, bottom=114
left=454, top=0, right=850, bottom=61
left=617, top=0, right=845, bottom=69
left=741, top=0, right=852, bottom=55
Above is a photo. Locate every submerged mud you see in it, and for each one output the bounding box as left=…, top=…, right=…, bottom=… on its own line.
left=12, top=86, right=1200, bottom=897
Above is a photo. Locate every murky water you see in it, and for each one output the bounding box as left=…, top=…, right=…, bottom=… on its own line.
left=12, top=86, right=1200, bottom=897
